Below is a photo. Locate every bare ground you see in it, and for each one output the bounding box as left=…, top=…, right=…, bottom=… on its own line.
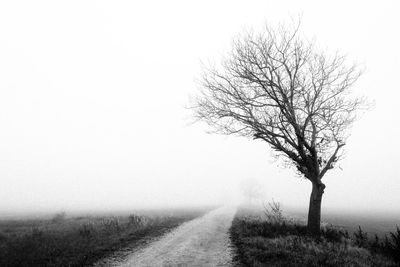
left=105, top=206, right=236, bottom=267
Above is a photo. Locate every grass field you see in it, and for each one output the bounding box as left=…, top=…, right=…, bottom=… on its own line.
left=230, top=205, right=400, bottom=267
left=282, top=207, right=400, bottom=237
left=0, top=207, right=209, bottom=266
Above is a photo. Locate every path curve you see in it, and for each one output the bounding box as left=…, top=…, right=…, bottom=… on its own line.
left=117, top=206, right=236, bottom=267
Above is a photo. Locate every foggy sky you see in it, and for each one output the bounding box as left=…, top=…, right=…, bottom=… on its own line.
left=0, top=0, right=399, bottom=215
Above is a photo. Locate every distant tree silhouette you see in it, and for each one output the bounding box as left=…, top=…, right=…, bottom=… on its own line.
left=192, top=22, right=367, bottom=235
left=240, top=178, right=264, bottom=205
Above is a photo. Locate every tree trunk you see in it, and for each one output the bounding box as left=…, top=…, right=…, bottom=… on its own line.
left=307, top=182, right=325, bottom=236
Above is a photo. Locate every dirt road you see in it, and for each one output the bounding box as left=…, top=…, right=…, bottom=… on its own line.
left=116, top=206, right=236, bottom=267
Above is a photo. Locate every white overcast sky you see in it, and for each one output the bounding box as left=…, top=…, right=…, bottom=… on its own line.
left=0, top=0, right=399, bottom=214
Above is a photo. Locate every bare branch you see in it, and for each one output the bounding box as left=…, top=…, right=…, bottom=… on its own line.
left=191, top=22, right=366, bottom=183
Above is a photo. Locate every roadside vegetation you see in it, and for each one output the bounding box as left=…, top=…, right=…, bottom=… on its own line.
left=230, top=203, right=400, bottom=267
left=0, top=208, right=207, bottom=266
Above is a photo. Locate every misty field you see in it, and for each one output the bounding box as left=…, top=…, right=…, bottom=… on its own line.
left=230, top=205, right=400, bottom=267
left=0, top=208, right=208, bottom=266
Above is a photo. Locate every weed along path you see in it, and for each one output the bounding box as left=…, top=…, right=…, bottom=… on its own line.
left=116, top=206, right=236, bottom=267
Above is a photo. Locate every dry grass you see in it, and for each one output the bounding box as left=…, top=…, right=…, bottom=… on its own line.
left=230, top=206, right=397, bottom=267
left=0, top=208, right=207, bottom=266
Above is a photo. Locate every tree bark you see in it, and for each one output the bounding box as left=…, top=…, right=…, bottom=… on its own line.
left=307, top=181, right=325, bottom=236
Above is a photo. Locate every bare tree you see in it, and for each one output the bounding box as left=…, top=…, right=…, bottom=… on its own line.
left=192, top=23, right=367, bottom=235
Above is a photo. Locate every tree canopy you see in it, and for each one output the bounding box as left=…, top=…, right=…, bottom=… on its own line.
left=193, top=24, right=366, bottom=183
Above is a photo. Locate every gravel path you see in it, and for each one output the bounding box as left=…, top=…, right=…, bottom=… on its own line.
left=116, top=206, right=236, bottom=267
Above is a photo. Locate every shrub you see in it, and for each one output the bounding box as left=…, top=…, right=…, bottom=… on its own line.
left=263, top=200, right=284, bottom=225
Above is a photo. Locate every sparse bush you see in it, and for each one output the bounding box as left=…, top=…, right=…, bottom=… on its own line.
left=263, top=200, right=284, bottom=225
